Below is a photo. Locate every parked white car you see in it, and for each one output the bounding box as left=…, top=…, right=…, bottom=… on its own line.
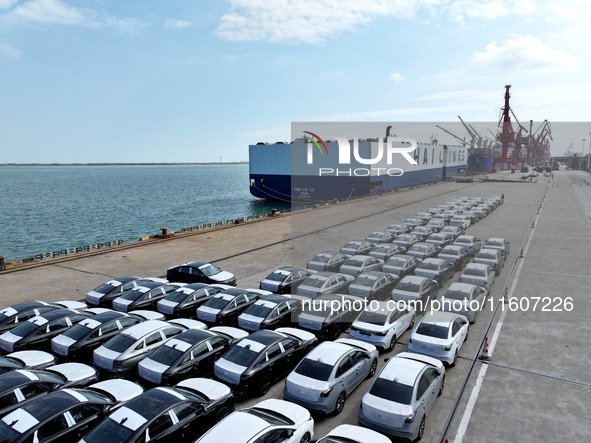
left=408, top=311, right=469, bottom=366
left=358, top=352, right=445, bottom=441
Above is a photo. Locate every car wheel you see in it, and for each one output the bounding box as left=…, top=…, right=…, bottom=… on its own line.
left=367, top=359, right=378, bottom=378
left=450, top=351, right=458, bottom=367
left=334, top=392, right=346, bottom=415
left=299, top=432, right=311, bottom=443
left=215, top=405, right=231, bottom=421
left=332, top=325, right=342, bottom=340
left=387, top=334, right=397, bottom=352
left=438, top=374, right=445, bottom=396
left=415, top=416, right=426, bottom=441
left=257, top=378, right=271, bottom=397
left=409, top=315, right=416, bottom=329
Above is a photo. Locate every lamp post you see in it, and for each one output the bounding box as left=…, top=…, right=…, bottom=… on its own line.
left=583, top=139, right=587, bottom=170
left=588, top=132, right=591, bottom=171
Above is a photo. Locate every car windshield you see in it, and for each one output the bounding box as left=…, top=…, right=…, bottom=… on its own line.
left=441, top=248, right=459, bottom=256
left=148, top=344, right=184, bottom=365
left=443, top=290, right=471, bottom=300
left=243, top=304, right=273, bottom=319
left=343, top=242, right=360, bottom=249
left=62, top=323, right=92, bottom=340
left=344, top=259, right=365, bottom=267
left=486, top=241, right=502, bottom=247
left=456, top=239, right=471, bottom=246
left=265, top=271, right=288, bottom=282
left=369, top=378, right=413, bottom=405
left=357, top=311, right=388, bottom=325
left=246, top=408, right=293, bottom=426
left=164, top=289, right=194, bottom=303
left=412, top=245, right=429, bottom=252
left=200, top=264, right=221, bottom=276
left=222, top=345, right=259, bottom=367
left=302, top=277, right=326, bottom=288
left=419, top=262, right=438, bottom=271
left=352, top=276, right=377, bottom=288
left=464, top=268, right=486, bottom=277
left=118, top=288, right=144, bottom=301
left=372, top=245, right=389, bottom=252
left=311, top=255, right=331, bottom=264
left=202, top=297, right=229, bottom=310
left=294, top=358, right=333, bottom=381
left=395, top=282, right=420, bottom=292
left=84, top=419, right=135, bottom=443
left=416, top=323, right=449, bottom=339
left=10, top=320, right=39, bottom=337
left=103, top=334, right=136, bottom=352
left=92, top=283, right=117, bottom=294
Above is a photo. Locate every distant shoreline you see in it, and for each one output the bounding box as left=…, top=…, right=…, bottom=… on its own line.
left=0, top=162, right=248, bottom=166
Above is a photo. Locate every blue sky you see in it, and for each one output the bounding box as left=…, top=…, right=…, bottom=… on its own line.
left=0, top=0, right=590, bottom=163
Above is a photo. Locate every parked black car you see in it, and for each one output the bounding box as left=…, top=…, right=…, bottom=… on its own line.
left=166, top=261, right=237, bottom=286
left=414, top=258, right=455, bottom=288
left=437, top=245, right=472, bottom=271
left=0, top=309, right=90, bottom=354
left=157, top=283, right=229, bottom=318
left=381, top=255, right=421, bottom=278
left=112, top=281, right=184, bottom=313
left=85, top=276, right=142, bottom=307
left=0, top=301, right=65, bottom=334
left=51, top=311, right=144, bottom=362
left=82, top=378, right=234, bottom=443
left=137, top=327, right=247, bottom=386
left=348, top=271, right=399, bottom=300
left=238, top=295, right=302, bottom=331
left=196, top=288, right=269, bottom=326
left=214, top=328, right=317, bottom=397
left=259, top=266, right=312, bottom=294
left=0, top=363, right=99, bottom=415
left=0, top=380, right=143, bottom=443
left=0, top=351, right=56, bottom=374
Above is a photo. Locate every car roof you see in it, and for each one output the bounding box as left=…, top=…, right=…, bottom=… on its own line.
left=248, top=330, right=284, bottom=347
left=200, top=410, right=270, bottom=441
left=122, top=320, right=171, bottom=339
left=186, top=262, right=209, bottom=267
left=304, top=341, right=353, bottom=366
left=421, top=311, right=458, bottom=324
left=219, top=288, right=248, bottom=297
left=399, top=275, right=428, bottom=284
left=130, top=281, right=167, bottom=290
left=446, top=282, right=477, bottom=293
left=485, top=238, right=506, bottom=243
left=0, top=369, right=49, bottom=391
left=117, top=387, right=192, bottom=422
left=88, top=311, right=130, bottom=323
left=441, top=245, right=464, bottom=251
left=17, top=389, right=98, bottom=422
left=275, top=266, right=302, bottom=272
left=165, top=329, right=214, bottom=346
left=379, top=357, right=425, bottom=386
left=1, top=301, right=49, bottom=314
left=420, top=258, right=446, bottom=265
left=29, top=308, right=80, bottom=323
left=356, top=271, right=388, bottom=279
left=464, top=263, right=488, bottom=270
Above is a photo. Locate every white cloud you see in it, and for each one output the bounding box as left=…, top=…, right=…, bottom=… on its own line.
left=0, top=42, right=20, bottom=58
left=164, top=18, right=191, bottom=28
left=472, top=35, right=577, bottom=71
left=389, top=72, right=406, bottom=82
left=0, top=0, right=17, bottom=10
left=216, top=0, right=420, bottom=44
left=105, top=17, right=149, bottom=34
left=10, top=0, right=92, bottom=25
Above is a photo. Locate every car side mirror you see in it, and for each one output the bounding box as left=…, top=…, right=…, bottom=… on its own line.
left=285, top=429, right=295, bottom=438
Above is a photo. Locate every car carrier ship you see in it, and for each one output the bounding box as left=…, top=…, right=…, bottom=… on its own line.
left=249, top=133, right=468, bottom=202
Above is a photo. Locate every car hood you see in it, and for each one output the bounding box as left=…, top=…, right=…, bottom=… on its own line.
left=208, top=271, right=235, bottom=283
left=93, top=346, right=121, bottom=370
left=90, top=379, right=143, bottom=403
left=414, top=269, right=438, bottom=279
left=178, top=378, right=232, bottom=402
left=138, top=357, right=169, bottom=384
left=49, top=362, right=97, bottom=382
left=210, top=326, right=249, bottom=341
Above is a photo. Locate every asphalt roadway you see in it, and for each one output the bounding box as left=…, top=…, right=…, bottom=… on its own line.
left=1, top=169, right=590, bottom=442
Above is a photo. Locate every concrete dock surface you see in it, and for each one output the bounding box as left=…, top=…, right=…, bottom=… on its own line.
left=1, top=169, right=589, bottom=442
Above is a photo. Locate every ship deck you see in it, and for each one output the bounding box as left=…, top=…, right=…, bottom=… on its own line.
left=1, top=169, right=590, bottom=442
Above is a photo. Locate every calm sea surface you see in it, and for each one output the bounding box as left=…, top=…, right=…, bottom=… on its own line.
left=0, top=165, right=290, bottom=261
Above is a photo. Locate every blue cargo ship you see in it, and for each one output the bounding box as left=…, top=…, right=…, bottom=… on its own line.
left=467, top=150, right=494, bottom=172
left=250, top=138, right=468, bottom=202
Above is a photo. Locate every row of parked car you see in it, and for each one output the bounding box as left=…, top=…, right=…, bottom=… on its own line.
left=0, top=195, right=509, bottom=442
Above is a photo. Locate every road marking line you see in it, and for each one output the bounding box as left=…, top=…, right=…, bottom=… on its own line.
left=454, top=199, right=539, bottom=443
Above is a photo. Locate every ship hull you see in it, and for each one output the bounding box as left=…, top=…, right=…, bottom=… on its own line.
left=250, top=139, right=468, bottom=202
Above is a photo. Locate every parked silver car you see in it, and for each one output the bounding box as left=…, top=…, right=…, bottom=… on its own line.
left=483, top=237, right=511, bottom=256
left=340, top=240, right=374, bottom=256
left=453, top=235, right=482, bottom=256
left=349, top=301, right=415, bottom=351
left=368, top=244, right=405, bottom=261
left=408, top=311, right=469, bottom=366
left=358, top=352, right=445, bottom=441
left=459, top=263, right=495, bottom=292
left=339, top=255, right=384, bottom=277
left=296, top=272, right=354, bottom=299
left=440, top=282, right=488, bottom=323
left=474, top=248, right=505, bottom=275
left=365, top=231, right=396, bottom=244
left=284, top=338, right=378, bottom=415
